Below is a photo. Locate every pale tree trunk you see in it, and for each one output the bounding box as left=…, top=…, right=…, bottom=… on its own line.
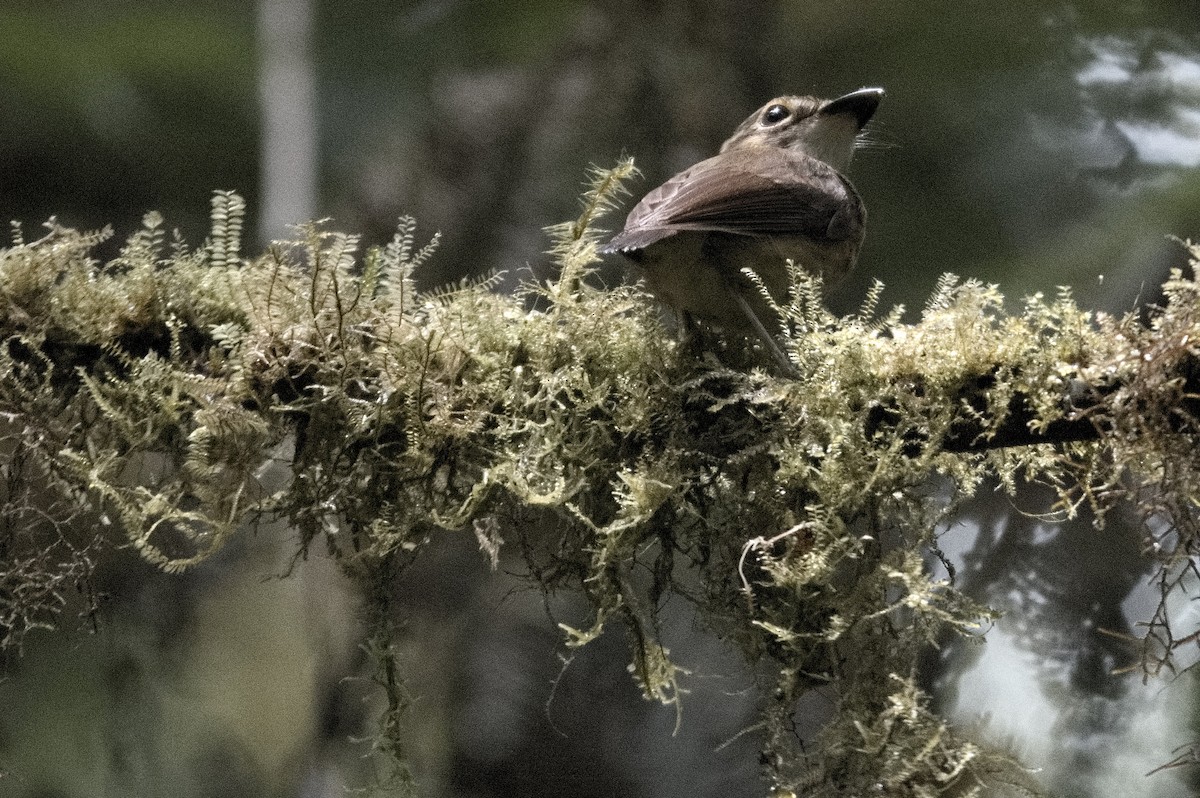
left=257, top=0, right=318, bottom=242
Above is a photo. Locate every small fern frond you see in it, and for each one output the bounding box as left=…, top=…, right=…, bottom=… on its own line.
left=858, top=278, right=885, bottom=321
left=925, top=272, right=961, bottom=316
left=545, top=158, right=639, bottom=301
left=741, top=265, right=778, bottom=314
left=425, top=269, right=507, bottom=304
left=564, top=156, right=639, bottom=246
left=208, top=191, right=245, bottom=270
left=776, top=260, right=829, bottom=334
left=850, top=278, right=904, bottom=333
left=378, top=216, right=441, bottom=319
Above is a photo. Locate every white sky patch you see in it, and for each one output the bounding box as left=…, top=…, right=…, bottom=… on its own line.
left=948, top=621, right=1196, bottom=797
left=1077, top=56, right=1134, bottom=86
left=1114, top=119, right=1200, bottom=166
left=1071, top=38, right=1200, bottom=169
left=1076, top=38, right=1136, bottom=86
left=1158, top=50, right=1200, bottom=88
left=948, top=629, right=1054, bottom=759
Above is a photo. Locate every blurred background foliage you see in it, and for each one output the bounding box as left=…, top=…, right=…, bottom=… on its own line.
left=2, top=2, right=1200, bottom=798
left=5, top=1, right=1200, bottom=310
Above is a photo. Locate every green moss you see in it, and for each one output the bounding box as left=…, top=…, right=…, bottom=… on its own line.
left=4, top=166, right=1200, bottom=796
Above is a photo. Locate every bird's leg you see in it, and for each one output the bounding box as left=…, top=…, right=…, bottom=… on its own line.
left=729, top=288, right=797, bottom=376
left=670, top=309, right=700, bottom=360
left=679, top=309, right=700, bottom=349
left=675, top=311, right=721, bottom=369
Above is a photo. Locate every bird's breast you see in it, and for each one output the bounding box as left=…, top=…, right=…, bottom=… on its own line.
left=632, top=231, right=860, bottom=331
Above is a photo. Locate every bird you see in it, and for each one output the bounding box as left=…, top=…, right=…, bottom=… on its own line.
left=600, top=87, right=884, bottom=371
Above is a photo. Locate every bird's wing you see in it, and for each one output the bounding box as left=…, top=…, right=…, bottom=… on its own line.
left=602, top=148, right=861, bottom=253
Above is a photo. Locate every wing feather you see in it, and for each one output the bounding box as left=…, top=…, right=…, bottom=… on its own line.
left=603, top=148, right=860, bottom=253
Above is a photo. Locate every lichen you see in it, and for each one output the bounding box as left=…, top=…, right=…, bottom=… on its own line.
left=4, top=165, right=1200, bottom=795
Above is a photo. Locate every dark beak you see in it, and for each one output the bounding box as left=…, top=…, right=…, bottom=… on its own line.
left=821, top=87, right=884, bottom=129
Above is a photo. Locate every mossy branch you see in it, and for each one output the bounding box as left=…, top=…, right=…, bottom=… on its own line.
left=4, top=172, right=1200, bottom=796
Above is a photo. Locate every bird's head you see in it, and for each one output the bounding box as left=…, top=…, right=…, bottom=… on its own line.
left=720, top=87, right=884, bottom=172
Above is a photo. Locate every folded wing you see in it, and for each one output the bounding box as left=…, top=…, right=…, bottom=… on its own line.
left=602, top=148, right=862, bottom=253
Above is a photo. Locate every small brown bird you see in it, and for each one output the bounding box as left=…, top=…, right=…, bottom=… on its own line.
left=601, top=88, right=883, bottom=370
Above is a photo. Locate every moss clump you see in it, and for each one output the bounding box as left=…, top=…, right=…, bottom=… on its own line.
left=4, top=166, right=1200, bottom=796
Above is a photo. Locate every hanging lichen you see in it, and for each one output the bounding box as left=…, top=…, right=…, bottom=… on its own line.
left=3, top=164, right=1200, bottom=796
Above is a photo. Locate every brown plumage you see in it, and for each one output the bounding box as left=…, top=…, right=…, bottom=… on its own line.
left=602, top=88, right=883, bottom=370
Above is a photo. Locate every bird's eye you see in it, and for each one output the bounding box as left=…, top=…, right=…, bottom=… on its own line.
left=762, top=104, right=790, bottom=125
